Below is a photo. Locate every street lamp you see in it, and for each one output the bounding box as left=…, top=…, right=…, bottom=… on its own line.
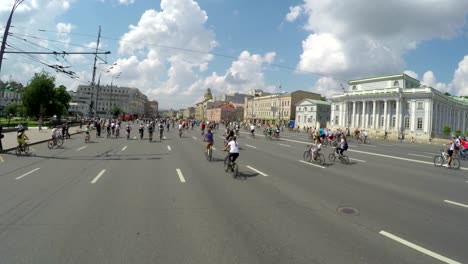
left=109, top=71, right=121, bottom=118
left=0, top=0, right=25, bottom=74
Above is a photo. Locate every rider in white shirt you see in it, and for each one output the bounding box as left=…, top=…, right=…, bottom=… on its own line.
left=223, top=135, right=240, bottom=164
left=51, top=126, right=58, bottom=139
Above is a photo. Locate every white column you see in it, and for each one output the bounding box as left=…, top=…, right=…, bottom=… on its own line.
left=424, top=100, right=430, bottom=133
left=463, top=110, right=466, bottom=134
left=352, top=101, right=356, bottom=128
left=372, top=100, right=376, bottom=130
left=383, top=100, right=388, bottom=131
left=395, top=99, right=400, bottom=131
left=362, top=101, right=367, bottom=129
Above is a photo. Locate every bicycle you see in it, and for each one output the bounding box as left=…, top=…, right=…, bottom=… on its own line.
left=115, top=128, right=120, bottom=138
left=48, top=137, right=63, bottom=149
left=15, top=142, right=29, bottom=156
left=126, top=130, right=131, bottom=140
left=434, top=149, right=460, bottom=169
left=250, top=130, right=255, bottom=139
left=149, top=132, right=153, bottom=142
left=328, top=147, right=349, bottom=164
left=107, top=129, right=111, bottom=139
left=224, top=152, right=239, bottom=178
left=303, top=145, right=325, bottom=166
left=179, top=129, right=183, bottom=138
left=159, top=131, right=163, bottom=141
left=205, top=143, right=213, bottom=161
left=85, top=133, right=90, bottom=143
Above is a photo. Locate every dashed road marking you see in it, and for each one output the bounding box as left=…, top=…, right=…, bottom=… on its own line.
left=91, top=169, right=106, bottom=184
left=444, top=200, right=468, bottom=209
left=76, top=146, right=87, bottom=151
left=16, top=168, right=40, bottom=180
left=246, top=165, right=268, bottom=176
left=121, top=146, right=127, bottom=151
left=176, top=169, right=186, bottom=183
left=212, top=147, right=216, bottom=150
left=192, top=136, right=197, bottom=140
left=245, top=144, right=256, bottom=149
left=423, top=152, right=436, bottom=155
left=133, top=136, right=137, bottom=140
left=299, top=160, right=326, bottom=169
left=349, top=158, right=366, bottom=163
left=407, top=153, right=432, bottom=158
left=167, top=145, right=171, bottom=151
left=379, top=230, right=461, bottom=264
left=278, top=143, right=291, bottom=147
left=0, top=155, right=4, bottom=163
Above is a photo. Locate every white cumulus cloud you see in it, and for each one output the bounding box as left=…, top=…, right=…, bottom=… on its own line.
left=285, top=5, right=303, bottom=22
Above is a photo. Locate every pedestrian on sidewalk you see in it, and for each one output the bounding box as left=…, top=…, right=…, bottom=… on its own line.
left=38, top=116, right=43, bottom=131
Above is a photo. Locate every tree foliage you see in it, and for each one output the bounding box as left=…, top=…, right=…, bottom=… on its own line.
left=21, top=72, right=71, bottom=118
left=4, top=103, right=24, bottom=117
left=443, top=125, right=451, bottom=134
left=111, top=106, right=123, bottom=117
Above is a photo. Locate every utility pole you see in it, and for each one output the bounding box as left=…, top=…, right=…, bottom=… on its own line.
left=0, top=0, right=24, bottom=74
left=92, top=26, right=102, bottom=118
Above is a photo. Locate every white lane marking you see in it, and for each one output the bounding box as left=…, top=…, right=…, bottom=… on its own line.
left=76, top=146, right=87, bottom=151
left=91, top=169, right=106, bottom=184
left=212, top=147, right=217, bottom=150
left=167, top=145, right=171, bottom=151
left=16, top=168, right=40, bottom=180
left=246, top=165, right=268, bottom=176
left=444, top=200, right=468, bottom=209
left=133, top=136, right=137, bottom=140
left=176, top=169, right=186, bottom=183
left=379, top=230, right=461, bottom=264
left=349, top=158, right=366, bottom=163
left=245, top=144, right=256, bottom=149
left=358, top=144, right=376, bottom=147
left=30, top=147, right=37, bottom=152
left=192, top=136, right=197, bottom=140
left=299, top=160, right=326, bottom=169
left=0, top=155, right=4, bottom=163
left=423, top=152, right=436, bottom=155
left=121, top=146, right=127, bottom=151
left=278, top=143, right=291, bottom=147
left=407, top=153, right=432, bottom=158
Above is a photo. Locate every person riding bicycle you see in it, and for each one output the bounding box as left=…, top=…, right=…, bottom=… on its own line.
left=274, top=125, right=280, bottom=138
left=139, top=123, right=144, bottom=138
left=17, top=127, right=29, bottom=149
left=336, top=136, right=348, bottom=157
left=311, top=137, right=322, bottom=160
left=250, top=124, right=255, bottom=136
left=159, top=123, right=164, bottom=137
left=226, top=128, right=235, bottom=142
left=223, top=135, right=240, bottom=165
left=363, top=130, right=368, bottom=141
left=447, top=137, right=456, bottom=169
left=201, top=122, right=206, bottom=134
left=204, top=129, right=214, bottom=154
left=111, top=121, right=116, bottom=135
left=148, top=123, right=154, bottom=137
left=354, top=129, right=361, bottom=140
left=106, top=122, right=112, bottom=136
left=51, top=126, right=58, bottom=141
left=85, top=125, right=91, bottom=136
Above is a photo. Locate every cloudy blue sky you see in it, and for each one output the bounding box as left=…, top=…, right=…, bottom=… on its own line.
left=1, top=0, right=467, bottom=109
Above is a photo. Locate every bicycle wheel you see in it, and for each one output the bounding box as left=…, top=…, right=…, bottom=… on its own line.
left=303, top=151, right=312, bottom=162
left=56, top=138, right=63, bottom=147
left=23, top=144, right=29, bottom=153
left=232, top=163, right=239, bottom=178
left=365, top=139, right=370, bottom=144
left=224, top=156, right=230, bottom=172
left=16, top=145, right=20, bottom=156
left=451, top=158, right=460, bottom=169
left=317, top=153, right=325, bottom=166
left=208, top=149, right=212, bottom=161
left=328, top=153, right=336, bottom=162
left=433, top=155, right=444, bottom=167
left=341, top=155, right=349, bottom=165
left=48, top=140, right=54, bottom=149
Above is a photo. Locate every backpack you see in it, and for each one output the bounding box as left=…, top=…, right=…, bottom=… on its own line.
left=343, top=141, right=348, bottom=150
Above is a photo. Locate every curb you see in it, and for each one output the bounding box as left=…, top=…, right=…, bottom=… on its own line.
left=1, top=131, right=83, bottom=153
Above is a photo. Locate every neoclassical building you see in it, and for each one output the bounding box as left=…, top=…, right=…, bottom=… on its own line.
left=330, top=73, right=468, bottom=140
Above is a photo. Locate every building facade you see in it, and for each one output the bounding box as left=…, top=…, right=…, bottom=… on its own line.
left=214, top=92, right=252, bottom=106
left=244, top=90, right=322, bottom=125
left=295, top=99, right=331, bottom=128
left=70, top=85, right=148, bottom=118
left=330, top=73, right=468, bottom=140
left=206, top=103, right=243, bottom=122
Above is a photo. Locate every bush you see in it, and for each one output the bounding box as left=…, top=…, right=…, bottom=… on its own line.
left=443, top=126, right=451, bottom=134
left=455, top=129, right=462, bottom=137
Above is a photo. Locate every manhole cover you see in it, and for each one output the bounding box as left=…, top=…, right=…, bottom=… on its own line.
left=337, top=206, right=359, bottom=215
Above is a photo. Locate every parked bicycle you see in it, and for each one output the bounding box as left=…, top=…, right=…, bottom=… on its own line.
left=48, top=137, right=63, bottom=149
left=328, top=147, right=349, bottom=164
left=434, top=149, right=460, bottom=169
left=303, top=145, right=325, bottom=165
left=15, top=142, right=29, bottom=156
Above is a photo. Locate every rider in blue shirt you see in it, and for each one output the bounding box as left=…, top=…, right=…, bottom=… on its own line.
left=204, top=129, right=214, bottom=154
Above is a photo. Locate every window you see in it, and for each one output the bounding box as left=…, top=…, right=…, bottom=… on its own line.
left=352, top=85, right=357, bottom=90
left=298, top=107, right=301, bottom=112
left=304, top=115, right=307, bottom=122
left=417, top=102, right=423, bottom=110
left=417, top=118, right=423, bottom=129
left=406, top=102, right=410, bottom=110
left=335, top=105, right=339, bottom=111
left=297, top=115, right=301, bottom=122
left=404, top=116, right=409, bottom=129
left=393, top=81, right=399, bottom=87
left=391, top=116, right=396, bottom=128
left=304, top=107, right=307, bottom=111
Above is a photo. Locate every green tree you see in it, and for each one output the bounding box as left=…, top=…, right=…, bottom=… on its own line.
left=22, top=72, right=71, bottom=118
left=111, top=106, right=123, bottom=117
left=443, top=125, right=451, bottom=134
left=444, top=92, right=451, bottom=96
left=4, top=103, right=21, bottom=116
left=455, top=129, right=462, bottom=137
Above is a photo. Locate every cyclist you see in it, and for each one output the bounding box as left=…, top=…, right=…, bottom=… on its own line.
left=311, top=137, right=322, bottom=160
left=225, top=127, right=235, bottom=144
left=363, top=130, right=368, bottom=142
left=17, top=127, right=29, bottom=149
left=446, top=137, right=457, bottom=169
left=126, top=123, right=132, bottom=139
left=51, top=126, right=58, bottom=141
left=111, top=121, right=116, bottom=135
left=250, top=123, right=255, bottom=137
left=336, top=136, right=348, bottom=156
left=148, top=123, right=154, bottom=139
left=139, top=123, right=144, bottom=139
left=201, top=121, right=206, bottom=135
left=158, top=123, right=164, bottom=139
left=204, top=129, right=214, bottom=155
left=85, top=125, right=91, bottom=140
left=223, top=135, right=240, bottom=165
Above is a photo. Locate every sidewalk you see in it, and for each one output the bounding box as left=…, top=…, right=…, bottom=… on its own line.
left=0, top=127, right=83, bottom=152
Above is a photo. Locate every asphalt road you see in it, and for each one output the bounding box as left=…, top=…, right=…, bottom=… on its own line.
left=0, top=126, right=466, bottom=264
